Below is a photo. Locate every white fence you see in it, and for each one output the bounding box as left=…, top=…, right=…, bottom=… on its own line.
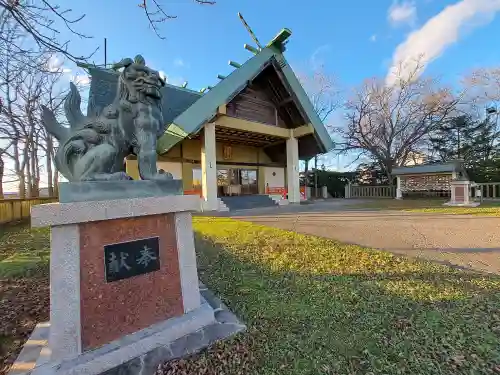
left=472, top=183, right=500, bottom=199
left=345, top=184, right=396, bottom=199
left=345, top=182, right=500, bottom=200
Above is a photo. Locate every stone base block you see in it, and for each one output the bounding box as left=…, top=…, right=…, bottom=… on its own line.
left=9, top=288, right=245, bottom=375
left=443, top=201, right=480, bottom=207
left=268, top=195, right=288, bottom=206
left=200, top=199, right=229, bottom=212
left=59, top=180, right=183, bottom=203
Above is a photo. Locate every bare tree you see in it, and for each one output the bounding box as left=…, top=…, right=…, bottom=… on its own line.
left=1, top=0, right=216, bottom=63
left=299, top=65, right=341, bottom=174
left=336, top=58, right=460, bottom=182
left=38, top=71, right=67, bottom=196
left=0, top=0, right=92, bottom=63
left=0, top=151, right=4, bottom=198
left=140, top=0, right=215, bottom=39
left=0, top=12, right=67, bottom=198
left=0, top=54, right=45, bottom=197
left=462, top=67, right=500, bottom=152
left=300, top=65, right=341, bottom=124
left=0, top=18, right=27, bottom=196
left=463, top=68, right=500, bottom=109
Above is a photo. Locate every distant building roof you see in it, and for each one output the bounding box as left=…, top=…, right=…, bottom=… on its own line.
left=392, top=161, right=466, bottom=176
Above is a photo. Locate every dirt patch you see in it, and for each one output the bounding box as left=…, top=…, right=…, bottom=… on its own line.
left=0, top=277, right=49, bottom=375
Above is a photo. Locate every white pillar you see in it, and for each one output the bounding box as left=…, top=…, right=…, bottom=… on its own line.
left=396, top=176, right=403, bottom=199
left=306, top=186, right=312, bottom=199
left=201, top=123, right=218, bottom=211
left=345, top=182, right=351, bottom=199
left=286, top=135, right=300, bottom=203
left=322, top=186, right=328, bottom=199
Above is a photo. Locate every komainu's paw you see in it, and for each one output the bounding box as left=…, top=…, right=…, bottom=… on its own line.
left=152, top=169, right=174, bottom=180
left=83, top=172, right=133, bottom=181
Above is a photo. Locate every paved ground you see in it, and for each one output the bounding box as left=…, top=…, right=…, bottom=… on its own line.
left=228, top=200, right=500, bottom=274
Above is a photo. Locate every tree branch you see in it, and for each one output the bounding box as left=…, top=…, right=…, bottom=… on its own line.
left=139, top=0, right=215, bottom=39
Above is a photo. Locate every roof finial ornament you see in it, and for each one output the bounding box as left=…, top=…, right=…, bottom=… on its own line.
left=238, top=12, right=263, bottom=51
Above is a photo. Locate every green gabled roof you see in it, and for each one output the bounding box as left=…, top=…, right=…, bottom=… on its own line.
left=276, top=55, right=334, bottom=153
left=157, top=40, right=334, bottom=155
left=392, top=161, right=466, bottom=176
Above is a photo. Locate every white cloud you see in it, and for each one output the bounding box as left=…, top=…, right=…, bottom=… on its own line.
left=46, top=56, right=89, bottom=87
left=310, top=45, right=330, bottom=70
left=388, top=1, right=417, bottom=26
left=173, top=58, right=185, bottom=67
left=46, top=55, right=62, bottom=72
left=70, top=72, right=90, bottom=86
left=167, top=76, right=185, bottom=87
left=157, top=71, right=185, bottom=87
left=369, top=34, right=377, bottom=42
left=46, top=55, right=71, bottom=73
left=386, top=0, right=500, bottom=85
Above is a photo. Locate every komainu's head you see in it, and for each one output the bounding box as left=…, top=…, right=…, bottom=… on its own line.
left=115, top=55, right=165, bottom=104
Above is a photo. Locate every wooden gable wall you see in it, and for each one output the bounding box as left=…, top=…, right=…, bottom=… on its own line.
left=226, top=85, right=287, bottom=128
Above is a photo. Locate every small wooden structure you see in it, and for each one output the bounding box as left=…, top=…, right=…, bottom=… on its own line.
left=392, top=161, right=467, bottom=199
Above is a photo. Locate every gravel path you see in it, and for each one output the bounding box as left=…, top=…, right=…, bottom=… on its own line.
left=230, top=201, right=500, bottom=274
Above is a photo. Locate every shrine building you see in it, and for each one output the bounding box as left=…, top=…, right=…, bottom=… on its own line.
left=85, top=28, right=334, bottom=211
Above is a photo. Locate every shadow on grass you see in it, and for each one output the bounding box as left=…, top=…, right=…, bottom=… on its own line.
left=0, top=275, right=49, bottom=375
left=191, top=223, right=500, bottom=375
left=232, top=210, right=500, bottom=222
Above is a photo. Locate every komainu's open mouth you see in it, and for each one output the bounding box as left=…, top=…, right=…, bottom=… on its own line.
left=145, top=86, right=161, bottom=99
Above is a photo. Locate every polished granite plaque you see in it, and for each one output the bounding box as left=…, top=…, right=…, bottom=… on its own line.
left=104, top=236, right=161, bottom=282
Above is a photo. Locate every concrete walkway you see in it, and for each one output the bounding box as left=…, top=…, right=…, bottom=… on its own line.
left=229, top=201, right=500, bottom=274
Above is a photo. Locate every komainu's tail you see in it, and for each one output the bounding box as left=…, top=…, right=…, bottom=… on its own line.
left=41, top=105, right=69, bottom=141
left=41, top=82, right=88, bottom=141
left=64, top=82, right=87, bottom=129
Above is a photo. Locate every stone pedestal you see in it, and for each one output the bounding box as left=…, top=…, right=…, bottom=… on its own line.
left=444, top=180, right=479, bottom=207
left=13, top=194, right=244, bottom=375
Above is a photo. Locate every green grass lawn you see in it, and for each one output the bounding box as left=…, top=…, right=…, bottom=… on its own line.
left=0, top=223, right=49, bottom=375
left=181, top=217, right=500, bottom=374
left=2, top=219, right=500, bottom=374
left=0, top=224, right=49, bottom=278
left=347, top=199, right=500, bottom=216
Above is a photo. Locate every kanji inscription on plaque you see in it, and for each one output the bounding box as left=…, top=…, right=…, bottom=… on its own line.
left=104, top=236, right=160, bottom=282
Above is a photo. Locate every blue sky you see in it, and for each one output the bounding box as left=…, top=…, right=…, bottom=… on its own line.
left=3, top=0, right=499, bottom=192
left=59, top=0, right=500, bottom=89
left=53, top=0, right=500, bottom=171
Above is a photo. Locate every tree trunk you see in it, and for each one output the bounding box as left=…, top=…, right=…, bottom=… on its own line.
left=53, top=169, right=59, bottom=196
left=314, top=156, right=318, bottom=198
left=35, top=151, right=40, bottom=196
left=18, top=174, right=26, bottom=199
left=304, top=158, right=310, bottom=174
left=25, top=154, right=32, bottom=198
left=0, top=155, right=4, bottom=199
left=30, top=142, right=39, bottom=197
left=13, top=142, right=26, bottom=199
left=46, top=136, right=53, bottom=196
left=304, top=158, right=311, bottom=187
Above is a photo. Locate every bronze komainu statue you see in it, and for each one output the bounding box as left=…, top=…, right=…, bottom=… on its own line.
left=41, top=55, right=172, bottom=182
